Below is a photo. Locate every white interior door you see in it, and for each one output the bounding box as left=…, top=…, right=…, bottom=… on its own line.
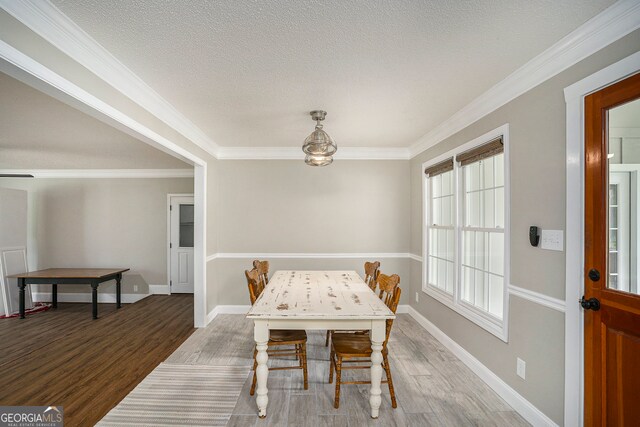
left=169, top=195, right=195, bottom=293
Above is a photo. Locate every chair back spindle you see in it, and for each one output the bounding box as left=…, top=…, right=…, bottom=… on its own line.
left=364, top=261, right=381, bottom=291
left=245, top=268, right=262, bottom=305
left=253, top=260, right=270, bottom=289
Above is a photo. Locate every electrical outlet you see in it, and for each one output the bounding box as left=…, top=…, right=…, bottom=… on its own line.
left=133, top=285, right=138, bottom=292
left=517, top=357, right=526, bottom=380
left=415, top=292, right=419, bottom=303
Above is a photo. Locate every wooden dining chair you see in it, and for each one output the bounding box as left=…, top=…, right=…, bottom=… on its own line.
left=324, top=268, right=392, bottom=347
left=376, top=272, right=400, bottom=306
left=328, top=281, right=401, bottom=409
left=324, top=261, right=382, bottom=347
left=253, top=259, right=270, bottom=289
left=245, top=268, right=308, bottom=395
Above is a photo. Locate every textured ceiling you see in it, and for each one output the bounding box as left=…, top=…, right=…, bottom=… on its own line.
left=0, top=71, right=189, bottom=169
left=51, top=0, right=614, bottom=149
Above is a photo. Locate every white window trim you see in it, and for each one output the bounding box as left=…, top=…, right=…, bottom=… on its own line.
left=422, top=123, right=511, bottom=342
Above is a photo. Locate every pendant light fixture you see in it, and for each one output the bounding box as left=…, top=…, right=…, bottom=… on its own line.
left=302, top=110, right=337, bottom=166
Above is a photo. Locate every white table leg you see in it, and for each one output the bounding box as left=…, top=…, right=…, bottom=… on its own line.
left=369, top=319, right=385, bottom=418
left=254, top=320, right=269, bottom=418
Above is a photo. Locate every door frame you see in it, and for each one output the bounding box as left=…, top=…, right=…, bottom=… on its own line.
left=564, top=51, right=640, bottom=427
left=167, top=193, right=195, bottom=294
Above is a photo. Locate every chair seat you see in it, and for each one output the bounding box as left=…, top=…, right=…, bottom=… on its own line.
left=331, top=333, right=376, bottom=357
left=270, top=329, right=307, bottom=342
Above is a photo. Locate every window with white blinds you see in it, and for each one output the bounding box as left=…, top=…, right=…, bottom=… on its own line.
left=422, top=126, right=509, bottom=341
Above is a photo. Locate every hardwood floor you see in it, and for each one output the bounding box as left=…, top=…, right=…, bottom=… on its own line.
left=0, top=295, right=194, bottom=427
left=167, top=314, right=530, bottom=427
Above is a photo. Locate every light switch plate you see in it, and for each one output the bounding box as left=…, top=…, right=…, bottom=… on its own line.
left=415, top=292, right=419, bottom=303
left=540, top=229, right=564, bottom=251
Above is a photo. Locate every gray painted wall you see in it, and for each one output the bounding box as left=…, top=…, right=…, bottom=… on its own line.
left=0, top=187, right=27, bottom=248
left=0, top=178, right=193, bottom=295
left=408, top=29, right=640, bottom=425
left=212, top=159, right=411, bottom=305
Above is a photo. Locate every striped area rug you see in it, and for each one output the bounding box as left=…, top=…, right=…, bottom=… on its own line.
left=98, top=363, right=250, bottom=426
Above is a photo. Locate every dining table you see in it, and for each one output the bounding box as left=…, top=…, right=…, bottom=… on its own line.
left=8, top=268, right=129, bottom=319
left=246, top=270, right=395, bottom=419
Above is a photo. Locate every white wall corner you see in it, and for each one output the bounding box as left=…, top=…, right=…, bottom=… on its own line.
left=406, top=306, right=558, bottom=427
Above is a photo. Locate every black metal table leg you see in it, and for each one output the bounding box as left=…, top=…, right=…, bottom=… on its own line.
left=91, top=281, right=99, bottom=319
left=52, top=283, right=57, bottom=308
left=19, top=278, right=26, bottom=319
left=116, top=274, right=122, bottom=309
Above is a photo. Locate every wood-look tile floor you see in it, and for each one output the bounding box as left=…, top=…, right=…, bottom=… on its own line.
left=167, top=314, right=530, bottom=427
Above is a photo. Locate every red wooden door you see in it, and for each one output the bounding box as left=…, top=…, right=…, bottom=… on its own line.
left=584, top=72, right=640, bottom=426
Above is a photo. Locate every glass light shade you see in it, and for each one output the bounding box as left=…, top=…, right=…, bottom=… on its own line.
left=302, top=126, right=337, bottom=156
left=305, top=154, right=333, bottom=167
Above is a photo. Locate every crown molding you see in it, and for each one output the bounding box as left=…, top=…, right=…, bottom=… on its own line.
left=0, top=0, right=220, bottom=157
left=4, top=1, right=638, bottom=162
left=0, top=39, right=206, bottom=167
left=408, top=0, right=640, bottom=159
left=0, top=169, right=194, bottom=179
left=216, top=146, right=410, bottom=160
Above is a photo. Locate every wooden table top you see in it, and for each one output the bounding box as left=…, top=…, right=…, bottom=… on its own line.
left=247, top=271, right=395, bottom=320
left=8, top=268, right=130, bottom=279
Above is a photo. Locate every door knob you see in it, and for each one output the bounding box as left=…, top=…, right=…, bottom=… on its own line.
left=588, top=269, right=600, bottom=282
left=580, top=296, right=601, bottom=311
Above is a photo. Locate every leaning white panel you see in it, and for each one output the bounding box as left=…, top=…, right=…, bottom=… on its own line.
left=0, top=247, right=33, bottom=315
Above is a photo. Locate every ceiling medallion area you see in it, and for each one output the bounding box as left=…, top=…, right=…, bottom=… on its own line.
left=302, top=110, right=337, bottom=166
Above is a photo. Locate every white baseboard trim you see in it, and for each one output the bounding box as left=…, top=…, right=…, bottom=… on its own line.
left=406, top=305, right=557, bottom=427
left=32, top=292, right=149, bottom=304
left=396, top=304, right=410, bottom=314
left=207, top=304, right=251, bottom=323
left=149, top=284, right=170, bottom=295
